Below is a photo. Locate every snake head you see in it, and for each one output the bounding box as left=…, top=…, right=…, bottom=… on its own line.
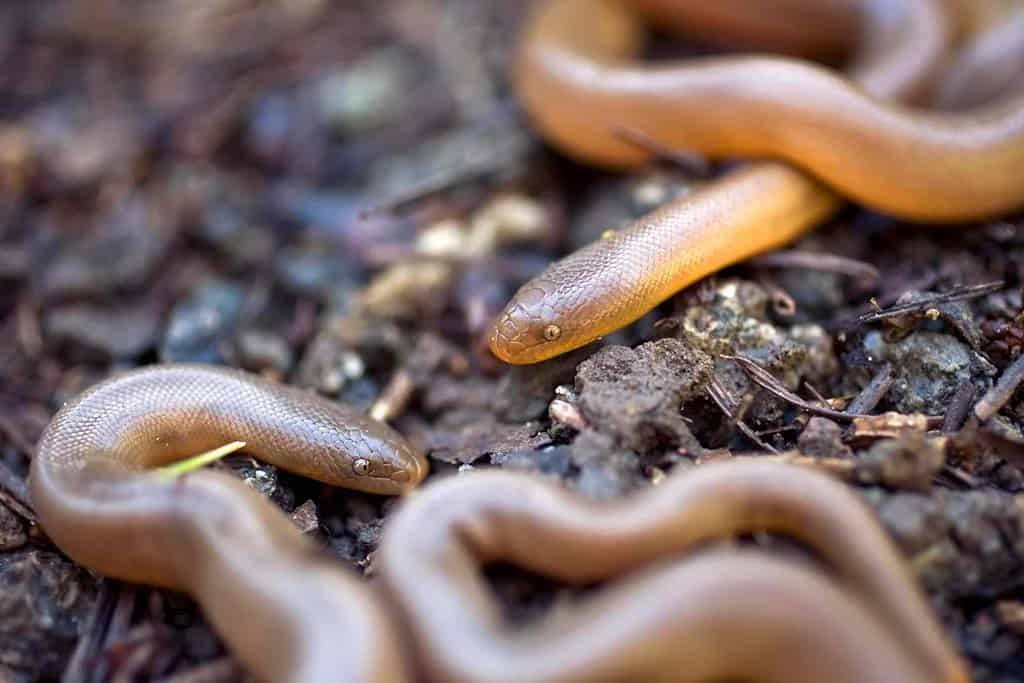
left=489, top=283, right=573, bottom=364
left=489, top=232, right=653, bottom=364
left=345, top=426, right=429, bottom=494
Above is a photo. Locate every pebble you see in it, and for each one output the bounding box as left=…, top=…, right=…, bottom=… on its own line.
left=230, top=329, right=293, bottom=376
left=865, top=331, right=992, bottom=415
left=160, top=279, right=245, bottom=364
left=318, top=48, right=427, bottom=135
left=45, top=300, right=160, bottom=359
left=274, top=243, right=360, bottom=303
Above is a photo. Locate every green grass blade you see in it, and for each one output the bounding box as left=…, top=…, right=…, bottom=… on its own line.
left=153, top=441, right=247, bottom=479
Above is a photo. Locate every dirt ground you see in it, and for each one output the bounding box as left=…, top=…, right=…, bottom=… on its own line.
left=2, top=1, right=1024, bottom=681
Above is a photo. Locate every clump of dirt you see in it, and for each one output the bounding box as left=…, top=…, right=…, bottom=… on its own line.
left=574, top=338, right=711, bottom=454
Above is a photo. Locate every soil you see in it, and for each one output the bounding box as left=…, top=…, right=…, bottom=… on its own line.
left=2, top=1, right=1024, bottom=681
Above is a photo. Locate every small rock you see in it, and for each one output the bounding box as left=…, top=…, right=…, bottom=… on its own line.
left=45, top=299, right=160, bottom=359
left=424, top=411, right=547, bottom=466
left=797, top=417, right=852, bottom=459
left=30, top=107, right=145, bottom=188
left=290, top=500, right=319, bottom=535
left=224, top=455, right=279, bottom=501
left=866, top=331, right=992, bottom=415
left=880, top=290, right=987, bottom=351
left=856, top=432, right=946, bottom=492
left=666, top=280, right=840, bottom=427
left=774, top=268, right=845, bottom=316
left=274, top=242, right=361, bottom=304
left=246, top=93, right=313, bottom=168
left=160, top=279, right=245, bottom=364
left=230, top=329, right=293, bottom=376
left=269, top=185, right=364, bottom=236
left=198, top=201, right=275, bottom=268
left=472, top=194, right=552, bottom=249
left=569, top=429, right=647, bottom=498
left=317, top=47, right=446, bottom=135
left=358, top=261, right=453, bottom=320
left=495, top=347, right=591, bottom=422
left=294, top=320, right=395, bottom=406
left=321, top=495, right=389, bottom=566
left=533, top=446, right=573, bottom=477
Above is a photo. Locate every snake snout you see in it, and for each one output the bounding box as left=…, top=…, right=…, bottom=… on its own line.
left=489, top=309, right=529, bottom=362
left=393, top=449, right=429, bottom=489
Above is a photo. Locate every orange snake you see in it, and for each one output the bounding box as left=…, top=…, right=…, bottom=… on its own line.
left=488, top=0, right=1024, bottom=363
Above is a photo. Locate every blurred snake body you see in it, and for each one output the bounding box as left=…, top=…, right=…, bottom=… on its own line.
left=378, top=462, right=968, bottom=682
left=489, top=0, right=1024, bottom=363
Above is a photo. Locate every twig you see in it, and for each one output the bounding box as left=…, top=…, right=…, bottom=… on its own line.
left=723, top=354, right=872, bottom=422
left=975, top=353, right=1024, bottom=421
left=803, top=382, right=831, bottom=408
left=942, top=381, right=976, bottom=432
left=750, top=251, right=881, bottom=283
left=611, top=126, right=711, bottom=176
left=359, top=175, right=462, bottom=218
left=856, top=281, right=1003, bottom=324
left=707, top=376, right=778, bottom=453
left=938, top=464, right=982, bottom=488
left=370, top=369, right=415, bottom=423
left=846, top=363, right=894, bottom=415
left=725, top=354, right=945, bottom=428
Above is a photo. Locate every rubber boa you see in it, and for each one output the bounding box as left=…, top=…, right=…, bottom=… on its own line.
left=378, top=461, right=969, bottom=683
left=30, top=364, right=428, bottom=683
left=488, top=0, right=1024, bottom=363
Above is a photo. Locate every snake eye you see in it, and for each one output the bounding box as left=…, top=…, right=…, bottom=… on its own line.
left=543, top=324, right=561, bottom=341
left=353, top=458, right=371, bottom=476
